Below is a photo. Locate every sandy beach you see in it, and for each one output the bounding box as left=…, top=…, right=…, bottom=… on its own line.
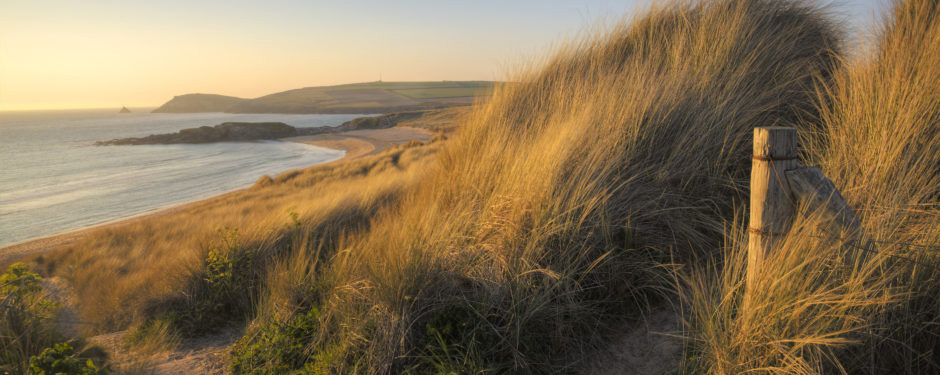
left=0, top=126, right=432, bottom=265
left=284, top=126, right=432, bottom=162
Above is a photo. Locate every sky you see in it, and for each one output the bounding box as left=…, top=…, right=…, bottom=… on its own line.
left=0, top=0, right=888, bottom=111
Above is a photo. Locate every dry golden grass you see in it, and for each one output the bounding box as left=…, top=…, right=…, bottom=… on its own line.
left=683, top=0, right=939, bottom=372
left=237, top=0, right=846, bottom=373
left=20, top=0, right=937, bottom=373
left=35, top=140, right=440, bottom=334
left=396, top=106, right=472, bottom=134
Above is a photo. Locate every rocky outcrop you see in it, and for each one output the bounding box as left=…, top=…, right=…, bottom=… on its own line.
left=96, top=111, right=443, bottom=146
left=119, top=106, right=131, bottom=114
left=96, top=122, right=299, bottom=145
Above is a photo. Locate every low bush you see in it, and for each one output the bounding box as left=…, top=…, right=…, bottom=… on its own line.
left=0, top=263, right=63, bottom=374
left=156, top=228, right=261, bottom=336
left=28, top=342, right=104, bottom=375
left=230, top=308, right=322, bottom=374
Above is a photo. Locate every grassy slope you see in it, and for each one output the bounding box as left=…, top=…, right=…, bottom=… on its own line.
left=24, top=0, right=938, bottom=373
left=36, top=140, right=441, bottom=332
left=235, top=0, right=843, bottom=373
left=684, top=0, right=940, bottom=373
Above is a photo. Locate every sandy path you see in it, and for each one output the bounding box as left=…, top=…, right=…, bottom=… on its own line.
left=88, top=329, right=237, bottom=375
left=0, top=126, right=433, bottom=265
left=583, top=305, right=683, bottom=375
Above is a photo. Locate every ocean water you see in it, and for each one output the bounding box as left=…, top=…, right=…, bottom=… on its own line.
left=0, top=109, right=365, bottom=247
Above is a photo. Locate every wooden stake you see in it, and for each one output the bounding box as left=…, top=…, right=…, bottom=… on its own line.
left=748, top=127, right=798, bottom=289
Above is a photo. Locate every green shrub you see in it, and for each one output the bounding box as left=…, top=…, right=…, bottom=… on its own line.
left=1, top=263, right=44, bottom=296
left=161, top=228, right=259, bottom=335
left=0, top=263, right=63, bottom=374
left=204, top=228, right=256, bottom=301
left=230, top=308, right=321, bottom=374
left=28, top=342, right=104, bottom=375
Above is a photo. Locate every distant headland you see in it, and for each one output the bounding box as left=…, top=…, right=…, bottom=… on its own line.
left=152, top=81, right=494, bottom=114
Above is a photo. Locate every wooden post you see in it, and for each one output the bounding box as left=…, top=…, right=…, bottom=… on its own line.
left=748, top=127, right=798, bottom=289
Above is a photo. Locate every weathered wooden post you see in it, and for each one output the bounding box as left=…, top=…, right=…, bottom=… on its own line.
left=748, top=127, right=798, bottom=289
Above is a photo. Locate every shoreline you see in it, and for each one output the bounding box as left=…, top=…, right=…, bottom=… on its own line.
left=0, top=126, right=432, bottom=265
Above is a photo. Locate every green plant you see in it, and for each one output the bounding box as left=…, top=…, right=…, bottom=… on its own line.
left=230, top=308, right=321, bottom=374
left=162, top=228, right=259, bottom=335
left=204, top=228, right=254, bottom=294
left=1, top=263, right=44, bottom=297
left=0, top=263, right=63, bottom=374
left=28, top=343, right=104, bottom=375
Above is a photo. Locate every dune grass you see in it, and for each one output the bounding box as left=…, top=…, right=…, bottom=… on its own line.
left=682, top=0, right=939, bottom=372
left=34, top=139, right=440, bottom=336
left=230, top=0, right=846, bottom=373
left=13, top=0, right=937, bottom=373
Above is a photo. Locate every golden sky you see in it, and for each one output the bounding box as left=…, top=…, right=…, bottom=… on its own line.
left=0, top=0, right=883, bottom=111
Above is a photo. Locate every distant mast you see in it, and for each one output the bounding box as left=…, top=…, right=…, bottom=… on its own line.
left=119, top=106, right=131, bottom=114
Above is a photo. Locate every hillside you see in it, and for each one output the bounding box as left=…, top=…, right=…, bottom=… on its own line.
left=151, top=94, right=248, bottom=113
left=152, top=81, right=493, bottom=114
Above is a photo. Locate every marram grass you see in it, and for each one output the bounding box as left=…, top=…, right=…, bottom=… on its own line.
left=19, top=0, right=939, bottom=373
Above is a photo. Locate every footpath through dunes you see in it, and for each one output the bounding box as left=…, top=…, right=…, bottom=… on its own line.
left=31, top=0, right=845, bottom=372
left=220, top=0, right=846, bottom=372
left=7, top=0, right=936, bottom=372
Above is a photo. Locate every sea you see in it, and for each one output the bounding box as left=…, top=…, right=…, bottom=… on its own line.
left=0, top=109, right=366, bottom=247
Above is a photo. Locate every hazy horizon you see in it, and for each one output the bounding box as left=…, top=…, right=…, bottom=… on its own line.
left=1, top=0, right=887, bottom=111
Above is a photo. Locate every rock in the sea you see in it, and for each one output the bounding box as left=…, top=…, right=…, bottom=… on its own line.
left=119, top=106, right=131, bottom=114
left=96, top=122, right=298, bottom=145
